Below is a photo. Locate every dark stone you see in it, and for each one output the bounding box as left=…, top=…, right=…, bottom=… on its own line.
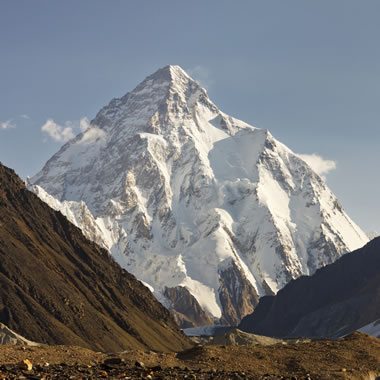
left=103, top=357, right=125, bottom=366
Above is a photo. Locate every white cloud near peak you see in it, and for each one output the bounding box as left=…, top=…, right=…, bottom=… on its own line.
left=41, top=117, right=105, bottom=144
left=78, top=126, right=106, bottom=144
left=41, top=119, right=75, bottom=142
left=0, top=120, right=16, bottom=130
left=79, top=117, right=91, bottom=132
left=298, top=153, right=337, bottom=179
left=187, top=65, right=213, bottom=90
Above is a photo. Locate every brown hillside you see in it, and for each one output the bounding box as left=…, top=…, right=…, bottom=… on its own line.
left=0, top=163, right=191, bottom=352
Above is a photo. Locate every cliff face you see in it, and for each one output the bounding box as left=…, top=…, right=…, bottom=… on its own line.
left=218, top=260, right=260, bottom=326
left=239, top=238, right=380, bottom=338
left=164, top=286, right=215, bottom=328
left=0, top=163, right=190, bottom=352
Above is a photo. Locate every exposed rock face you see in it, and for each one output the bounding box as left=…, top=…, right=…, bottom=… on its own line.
left=239, top=237, right=380, bottom=338
left=218, top=260, right=259, bottom=325
left=0, top=163, right=190, bottom=352
left=30, top=65, right=368, bottom=326
left=163, top=287, right=215, bottom=328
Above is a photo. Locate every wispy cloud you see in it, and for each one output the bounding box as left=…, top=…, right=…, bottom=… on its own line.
left=41, top=119, right=76, bottom=142
left=299, top=153, right=337, bottom=179
left=41, top=117, right=105, bottom=144
left=79, top=117, right=90, bottom=132
left=78, top=126, right=106, bottom=144
left=0, top=120, right=16, bottom=130
left=187, top=65, right=213, bottom=90
left=20, top=114, right=30, bottom=120
left=78, top=117, right=106, bottom=144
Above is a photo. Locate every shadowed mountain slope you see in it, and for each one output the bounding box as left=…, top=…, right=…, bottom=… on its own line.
left=0, top=163, right=190, bottom=352
left=239, top=238, right=380, bottom=338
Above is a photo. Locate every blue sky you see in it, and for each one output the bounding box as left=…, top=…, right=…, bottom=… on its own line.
left=0, top=0, right=379, bottom=233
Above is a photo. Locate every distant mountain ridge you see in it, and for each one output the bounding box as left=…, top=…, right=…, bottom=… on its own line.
left=30, top=65, right=368, bottom=326
left=359, top=319, right=380, bottom=338
left=239, top=237, right=380, bottom=338
left=0, top=163, right=190, bottom=352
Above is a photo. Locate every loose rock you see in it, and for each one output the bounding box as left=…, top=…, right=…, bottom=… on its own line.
left=18, top=360, right=33, bottom=371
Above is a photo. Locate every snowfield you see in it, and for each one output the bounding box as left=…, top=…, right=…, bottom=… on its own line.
left=359, top=320, right=380, bottom=338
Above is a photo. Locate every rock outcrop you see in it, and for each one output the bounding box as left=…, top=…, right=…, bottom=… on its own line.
left=218, top=260, right=259, bottom=325
left=163, top=286, right=215, bottom=328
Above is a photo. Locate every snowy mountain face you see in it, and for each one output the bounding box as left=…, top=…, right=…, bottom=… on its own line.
left=0, top=323, right=39, bottom=346
left=359, top=319, right=380, bottom=338
left=30, top=65, right=369, bottom=327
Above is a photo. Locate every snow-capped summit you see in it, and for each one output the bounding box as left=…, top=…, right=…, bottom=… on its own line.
left=93, top=64, right=210, bottom=132
left=31, top=65, right=369, bottom=327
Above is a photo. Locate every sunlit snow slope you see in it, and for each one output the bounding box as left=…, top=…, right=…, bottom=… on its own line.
left=30, top=65, right=368, bottom=326
left=359, top=320, right=380, bottom=338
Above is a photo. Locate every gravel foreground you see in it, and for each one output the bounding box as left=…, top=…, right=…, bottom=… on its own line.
left=0, top=333, right=379, bottom=380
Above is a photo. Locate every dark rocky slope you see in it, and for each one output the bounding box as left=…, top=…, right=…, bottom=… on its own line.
left=164, top=286, right=215, bottom=328
left=0, top=163, right=190, bottom=352
left=239, top=238, right=380, bottom=338
left=218, top=260, right=259, bottom=326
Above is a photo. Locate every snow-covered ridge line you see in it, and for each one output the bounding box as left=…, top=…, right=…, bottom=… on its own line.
left=358, top=319, right=380, bottom=338
left=0, top=323, right=40, bottom=346
left=30, top=65, right=369, bottom=326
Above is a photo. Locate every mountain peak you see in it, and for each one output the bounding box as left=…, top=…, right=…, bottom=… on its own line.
left=136, top=64, right=201, bottom=98
left=150, top=64, right=191, bottom=81
left=135, top=64, right=196, bottom=92
left=92, top=65, right=210, bottom=132
left=31, top=67, right=369, bottom=328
